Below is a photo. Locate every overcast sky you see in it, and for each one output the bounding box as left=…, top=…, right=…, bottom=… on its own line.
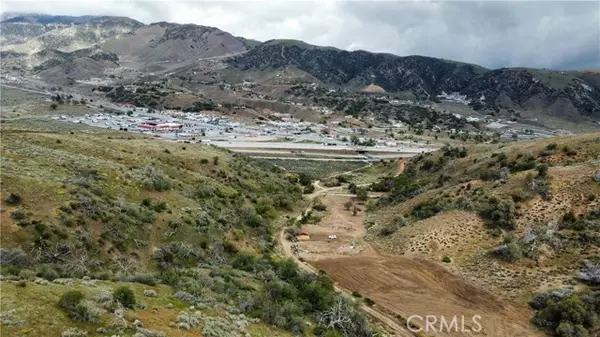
left=2, top=0, right=599, bottom=70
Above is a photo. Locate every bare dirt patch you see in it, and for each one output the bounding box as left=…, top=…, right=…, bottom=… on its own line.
left=313, top=255, right=541, bottom=337
left=294, top=191, right=543, bottom=336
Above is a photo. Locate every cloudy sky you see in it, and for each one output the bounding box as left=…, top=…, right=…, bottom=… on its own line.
left=2, top=0, right=599, bottom=70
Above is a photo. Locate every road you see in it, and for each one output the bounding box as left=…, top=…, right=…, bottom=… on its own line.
left=277, top=162, right=416, bottom=337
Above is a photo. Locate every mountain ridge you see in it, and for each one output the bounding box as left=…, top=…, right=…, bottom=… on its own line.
left=1, top=14, right=600, bottom=125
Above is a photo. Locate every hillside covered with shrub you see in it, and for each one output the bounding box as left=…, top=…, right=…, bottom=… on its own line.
left=366, top=133, right=600, bottom=337
left=0, top=120, right=374, bottom=337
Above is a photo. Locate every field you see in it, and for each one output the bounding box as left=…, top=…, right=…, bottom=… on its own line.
left=261, top=158, right=369, bottom=179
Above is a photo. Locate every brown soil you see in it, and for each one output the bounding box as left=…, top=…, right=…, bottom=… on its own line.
left=284, top=186, right=543, bottom=336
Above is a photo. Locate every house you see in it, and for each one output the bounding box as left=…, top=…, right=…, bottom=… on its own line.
left=298, top=227, right=311, bottom=241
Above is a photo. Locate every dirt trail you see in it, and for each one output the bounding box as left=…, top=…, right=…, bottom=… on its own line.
left=278, top=160, right=542, bottom=337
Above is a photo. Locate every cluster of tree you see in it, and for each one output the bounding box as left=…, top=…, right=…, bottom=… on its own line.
left=530, top=289, right=600, bottom=337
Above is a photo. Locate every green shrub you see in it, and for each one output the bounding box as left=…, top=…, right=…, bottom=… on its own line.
left=351, top=291, right=362, bottom=298
left=113, top=286, right=136, bottom=308
left=442, top=256, right=451, bottom=263
left=58, top=290, right=99, bottom=322
left=232, top=252, right=257, bottom=272
left=511, top=189, right=530, bottom=203
left=303, top=184, right=315, bottom=194
left=537, top=164, right=549, bottom=178
left=510, top=160, right=537, bottom=173
left=479, top=169, right=500, bottom=181
left=478, top=198, right=517, bottom=230
left=59, top=291, right=84, bottom=311
left=531, top=290, right=599, bottom=337
left=141, top=198, right=153, bottom=207
left=355, top=188, right=368, bottom=201
left=364, top=297, right=375, bottom=306
left=312, top=199, right=327, bottom=211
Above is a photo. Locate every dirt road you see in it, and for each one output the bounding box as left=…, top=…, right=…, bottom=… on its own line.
left=278, top=161, right=542, bottom=337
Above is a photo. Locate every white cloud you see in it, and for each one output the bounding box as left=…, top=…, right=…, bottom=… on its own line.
left=1, top=0, right=598, bottom=69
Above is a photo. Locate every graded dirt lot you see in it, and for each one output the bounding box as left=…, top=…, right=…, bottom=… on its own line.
left=313, top=255, right=541, bottom=337
left=290, top=189, right=543, bottom=337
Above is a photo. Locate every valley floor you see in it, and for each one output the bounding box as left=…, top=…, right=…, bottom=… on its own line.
left=280, top=179, right=544, bottom=337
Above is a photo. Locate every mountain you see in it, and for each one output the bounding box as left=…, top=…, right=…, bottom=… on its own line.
left=1, top=16, right=249, bottom=73
left=0, top=15, right=143, bottom=50
left=228, top=40, right=600, bottom=122
left=1, top=14, right=600, bottom=126
left=101, top=21, right=247, bottom=66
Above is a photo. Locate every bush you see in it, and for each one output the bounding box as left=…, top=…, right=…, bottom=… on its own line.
left=492, top=243, right=522, bottom=262
left=478, top=198, right=517, bottom=230
left=479, top=169, right=500, bottom=181
left=442, top=256, right=451, bottom=263
left=303, top=184, right=315, bottom=194
left=144, top=289, right=158, bottom=297
left=363, top=297, right=375, bottom=306
left=5, top=193, right=21, bottom=205
left=312, top=199, right=327, bottom=211
left=537, top=164, right=549, bottom=178
left=351, top=291, right=362, bottom=298
left=510, top=160, right=537, bottom=173
left=355, top=188, right=368, bottom=201
left=58, top=291, right=98, bottom=322
left=113, top=286, right=136, bottom=308
left=129, top=273, right=157, bottom=286
left=531, top=290, right=599, bottom=337
left=59, top=291, right=85, bottom=312
left=511, top=189, right=530, bottom=203
left=10, top=209, right=26, bottom=220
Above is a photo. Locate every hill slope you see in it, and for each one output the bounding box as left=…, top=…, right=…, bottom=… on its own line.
left=0, top=119, right=375, bottom=337
left=366, top=133, right=600, bottom=336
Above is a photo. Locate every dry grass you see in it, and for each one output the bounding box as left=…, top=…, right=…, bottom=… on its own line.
left=368, top=132, right=600, bottom=301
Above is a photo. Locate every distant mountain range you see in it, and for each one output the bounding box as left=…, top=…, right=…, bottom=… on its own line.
left=2, top=14, right=600, bottom=124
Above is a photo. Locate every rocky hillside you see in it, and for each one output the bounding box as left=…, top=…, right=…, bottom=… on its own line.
left=228, top=40, right=600, bottom=121
left=1, top=15, right=249, bottom=73
left=0, top=15, right=143, bottom=52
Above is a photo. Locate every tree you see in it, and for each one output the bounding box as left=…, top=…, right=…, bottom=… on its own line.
left=348, top=183, right=357, bottom=194
left=343, top=201, right=353, bottom=211
left=352, top=206, right=359, bottom=216
left=50, top=103, right=58, bottom=110
left=355, top=188, right=368, bottom=201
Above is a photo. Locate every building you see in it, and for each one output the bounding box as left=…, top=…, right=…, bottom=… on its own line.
left=298, top=227, right=311, bottom=241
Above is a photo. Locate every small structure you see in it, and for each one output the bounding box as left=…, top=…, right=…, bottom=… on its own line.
left=298, top=227, right=311, bottom=241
